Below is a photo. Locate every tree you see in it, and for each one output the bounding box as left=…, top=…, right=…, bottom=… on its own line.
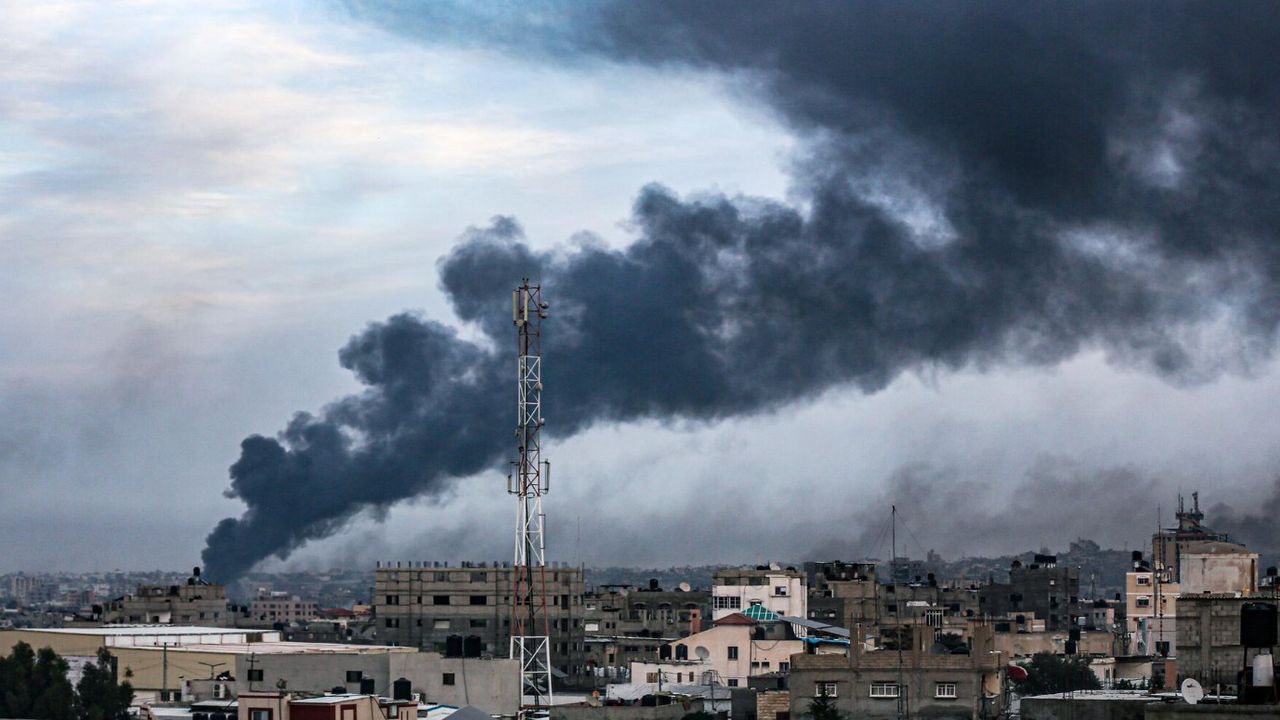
left=805, top=685, right=843, bottom=720
left=1010, top=653, right=1102, bottom=697
left=0, top=641, right=37, bottom=718
left=0, top=643, right=75, bottom=720
left=76, top=649, right=134, bottom=720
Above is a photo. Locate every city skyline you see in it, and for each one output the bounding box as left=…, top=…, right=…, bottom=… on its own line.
left=3, top=2, right=1280, bottom=575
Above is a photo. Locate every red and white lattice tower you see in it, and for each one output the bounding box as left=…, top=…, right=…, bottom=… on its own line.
left=509, top=281, right=552, bottom=718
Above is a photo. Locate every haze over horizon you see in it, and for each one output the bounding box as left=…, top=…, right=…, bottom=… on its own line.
left=3, top=1, right=1280, bottom=576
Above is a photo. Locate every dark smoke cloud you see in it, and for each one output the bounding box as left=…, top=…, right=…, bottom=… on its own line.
left=1209, top=476, right=1280, bottom=562
left=205, top=2, right=1280, bottom=579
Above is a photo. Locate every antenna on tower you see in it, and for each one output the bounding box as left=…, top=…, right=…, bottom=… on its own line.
left=509, top=280, right=554, bottom=719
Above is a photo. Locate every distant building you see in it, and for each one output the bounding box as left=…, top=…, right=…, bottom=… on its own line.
left=102, top=569, right=232, bottom=626
left=804, top=561, right=879, bottom=627
left=979, top=554, right=1080, bottom=632
left=631, top=611, right=804, bottom=689
left=247, top=590, right=318, bottom=626
left=373, top=561, right=589, bottom=683
left=711, top=566, right=807, bottom=622
left=1125, top=553, right=1179, bottom=657
left=580, top=581, right=707, bottom=683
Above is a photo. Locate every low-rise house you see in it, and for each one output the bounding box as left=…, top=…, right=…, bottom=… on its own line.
left=790, top=623, right=1004, bottom=720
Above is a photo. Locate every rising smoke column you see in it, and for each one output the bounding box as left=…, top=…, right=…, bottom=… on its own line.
left=204, top=2, right=1280, bottom=580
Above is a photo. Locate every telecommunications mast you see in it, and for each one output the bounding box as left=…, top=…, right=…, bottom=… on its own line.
left=510, top=280, right=552, bottom=718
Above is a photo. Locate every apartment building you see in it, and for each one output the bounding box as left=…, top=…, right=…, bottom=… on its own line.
left=102, top=575, right=232, bottom=626
left=373, top=561, right=588, bottom=681
left=581, top=582, right=707, bottom=681
left=790, top=624, right=1004, bottom=720
left=712, top=566, right=806, bottom=622
left=979, top=554, right=1080, bottom=632
left=247, top=590, right=319, bottom=626
left=631, top=612, right=805, bottom=689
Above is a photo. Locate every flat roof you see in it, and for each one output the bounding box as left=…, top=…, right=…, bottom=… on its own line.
left=24, top=626, right=249, bottom=636
left=123, top=641, right=413, bottom=655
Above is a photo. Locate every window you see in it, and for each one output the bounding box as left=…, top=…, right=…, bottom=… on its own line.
left=646, top=673, right=658, bottom=683
left=925, top=609, right=943, bottom=628
left=712, top=596, right=741, bottom=610
left=585, top=622, right=600, bottom=632
left=935, top=682, right=957, bottom=699
left=815, top=682, right=838, bottom=697
left=346, top=670, right=363, bottom=682
left=386, top=595, right=400, bottom=605
left=385, top=618, right=399, bottom=628
left=470, top=619, right=488, bottom=628
left=774, top=586, right=788, bottom=596
left=727, top=679, right=739, bottom=688
left=434, top=572, right=448, bottom=581
left=473, top=572, right=487, bottom=582
left=676, top=645, right=688, bottom=660
left=779, top=662, right=789, bottom=673
left=1137, top=576, right=1151, bottom=586
left=434, top=619, right=450, bottom=630
left=869, top=682, right=899, bottom=698
left=434, top=595, right=450, bottom=605
left=727, top=646, right=739, bottom=660
left=250, top=710, right=271, bottom=720
left=443, top=673, right=456, bottom=686
left=248, top=668, right=264, bottom=682
left=470, top=595, right=487, bottom=606
left=1136, top=597, right=1151, bottom=608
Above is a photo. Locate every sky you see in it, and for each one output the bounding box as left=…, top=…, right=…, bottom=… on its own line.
left=2, top=1, right=1279, bottom=575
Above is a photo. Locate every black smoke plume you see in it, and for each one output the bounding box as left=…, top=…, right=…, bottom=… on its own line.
left=204, top=2, right=1280, bottom=580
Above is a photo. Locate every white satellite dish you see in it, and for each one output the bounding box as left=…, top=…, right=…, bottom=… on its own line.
left=1181, top=678, right=1204, bottom=705
left=678, top=582, right=692, bottom=592
left=695, top=646, right=711, bottom=660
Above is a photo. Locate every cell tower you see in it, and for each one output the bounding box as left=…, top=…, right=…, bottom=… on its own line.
left=510, top=280, right=552, bottom=718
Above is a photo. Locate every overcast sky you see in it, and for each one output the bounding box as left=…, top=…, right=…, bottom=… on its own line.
left=3, top=1, right=1279, bottom=574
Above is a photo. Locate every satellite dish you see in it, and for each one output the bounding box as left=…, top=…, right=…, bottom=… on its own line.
left=1181, top=678, right=1204, bottom=705
left=695, top=646, right=711, bottom=660
left=678, top=582, right=692, bottom=592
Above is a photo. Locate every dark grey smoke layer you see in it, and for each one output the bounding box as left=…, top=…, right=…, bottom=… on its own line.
left=204, top=2, right=1280, bottom=580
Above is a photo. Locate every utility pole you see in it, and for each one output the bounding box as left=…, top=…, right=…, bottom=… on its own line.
left=510, top=281, right=553, bottom=719
left=162, top=643, right=168, bottom=701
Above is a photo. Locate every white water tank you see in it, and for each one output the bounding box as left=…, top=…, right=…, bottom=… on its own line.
left=1252, top=652, right=1274, bottom=687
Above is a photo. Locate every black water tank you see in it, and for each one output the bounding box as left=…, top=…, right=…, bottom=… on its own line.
left=393, top=677, right=412, bottom=701
left=446, top=634, right=464, bottom=657
left=360, top=677, right=375, bottom=694
left=464, top=634, right=483, bottom=657
left=1064, top=640, right=1077, bottom=655
left=1240, top=602, right=1278, bottom=647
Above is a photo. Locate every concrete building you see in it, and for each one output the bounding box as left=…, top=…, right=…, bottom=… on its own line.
left=1178, top=543, right=1259, bottom=596
left=238, top=693, right=415, bottom=720
left=711, top=567, right=806, bottom=622
left=790, top=623, right=1005, bottom=720
left=630, top=612, right=804, bottom=689
left=579, top=582, right=708, bottom=681
left=804, top=561, right=878, bottom=626
left=0, top=625, right=515, bottom=712
left=1125, top=561, right=1179, bottom=657
left=1176, top=594, right=1279, bottom=695
left=980, top=555, right=1080, bottom=632
left=373, top=561, right=588, bottom=682
left=248, top=591, right=319, bottom=627
left=103, top=573, right=232, bottom=626
left=237, top=650, right=518, bottom=712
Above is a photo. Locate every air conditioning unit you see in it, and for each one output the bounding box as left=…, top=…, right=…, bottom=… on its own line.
left=213, top=683, right=228, bottom=700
